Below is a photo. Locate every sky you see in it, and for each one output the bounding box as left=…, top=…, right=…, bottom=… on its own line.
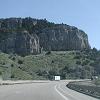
left=0, top=0, right=100, bottom=49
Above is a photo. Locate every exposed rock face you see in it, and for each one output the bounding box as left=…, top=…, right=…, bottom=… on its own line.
left=38, top=25, right=90, bottom=51
left=0, top=31, right=40, bottom=56
left=0, top=18, right=90, bottom=55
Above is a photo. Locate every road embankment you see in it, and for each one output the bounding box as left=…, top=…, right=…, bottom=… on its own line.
left=0, top=80, right=49, bottom=85
left=67, top=81, right=100, bottom=99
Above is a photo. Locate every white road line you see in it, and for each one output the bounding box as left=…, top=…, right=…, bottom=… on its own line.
left=58, top=84, right=76, bottom=99
left=55, top=85, right=69, bottom=100
left=58, top=84, right=99, bottom=100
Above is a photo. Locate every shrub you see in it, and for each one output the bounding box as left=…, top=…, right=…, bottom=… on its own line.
left=0, top=71, right=2, bottom=75
left=18, top=60, right=23, bottom=64
left=11, top=74, right=15, bottom=78
left=45, top=51, right=51, bottom=55
left=76, top=61, right=81, bottom=65
left=82, top=60, right=89, bottom=66
left=12, top=57, right=16, bottom=61
left=11, top=64, right=14, bottom=67
left=74, top=55, right=81, bottom=59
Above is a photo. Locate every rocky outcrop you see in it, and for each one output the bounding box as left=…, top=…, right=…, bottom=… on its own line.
left=38, top=25, right=90, bottom=51
left=0, top=18, right=90, bottom=56
left=0, top=31, right=40, bottom=56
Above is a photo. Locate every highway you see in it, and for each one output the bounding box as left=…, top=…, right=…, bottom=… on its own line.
left=0, top=80, right=99, bottom=100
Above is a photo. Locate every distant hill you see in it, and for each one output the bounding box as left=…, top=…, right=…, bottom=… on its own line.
left=0, top=17, right=90, bottom=56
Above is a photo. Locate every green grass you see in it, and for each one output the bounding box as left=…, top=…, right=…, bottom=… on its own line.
left=0, top=51, right=98, bottom=80
left=0, top=52, right=33, bottom=80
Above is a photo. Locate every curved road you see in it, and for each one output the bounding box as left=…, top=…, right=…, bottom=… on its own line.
left=0, top=80, right=99, bottom=100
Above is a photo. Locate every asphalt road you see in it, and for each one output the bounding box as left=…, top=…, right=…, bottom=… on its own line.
left=0, top=80, right=99, bottom=100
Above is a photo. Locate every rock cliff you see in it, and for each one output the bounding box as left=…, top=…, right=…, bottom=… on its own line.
left=38, top=25, right=90, bottom=51
left=0, top=17, right=90, bottom=55
left=0, top=31, right=40, bottom=56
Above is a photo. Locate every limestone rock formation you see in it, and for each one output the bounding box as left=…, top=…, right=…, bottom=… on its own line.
left=0, top=31, right=40, bottom=56
left=38, top=25, right=90, bottom=51
left=0, top=18, right=90, bottom=55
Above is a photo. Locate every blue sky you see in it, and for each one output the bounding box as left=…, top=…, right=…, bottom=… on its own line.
left=0, top=0, right=100, bottom=49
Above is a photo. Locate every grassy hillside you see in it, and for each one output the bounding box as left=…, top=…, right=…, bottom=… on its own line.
left=0, top=49, right=100, bottom=80
left=0, top=53, right=32, bottom=80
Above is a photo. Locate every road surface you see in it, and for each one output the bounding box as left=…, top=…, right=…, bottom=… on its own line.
left=0, top=80, right=99, bottom=100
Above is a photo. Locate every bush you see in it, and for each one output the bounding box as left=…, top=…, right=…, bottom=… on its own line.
left=0, top=71, right=2, bottom=75
left=11, top=64, right=14, bottom=67
left=12, top=57, right=16, bottom=61
left=11, top=74, right=15, bottom=78
left=76, top=61, right=81, bottom=65
left=36, top=70, right=43, bottom=76
left=45, top=51, right=51, bottom=55
left=18, top=60, right=23, bottom=64
left=74, top=55, right=81, bottom=59
left=82, top=60, right=89, bottom=66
